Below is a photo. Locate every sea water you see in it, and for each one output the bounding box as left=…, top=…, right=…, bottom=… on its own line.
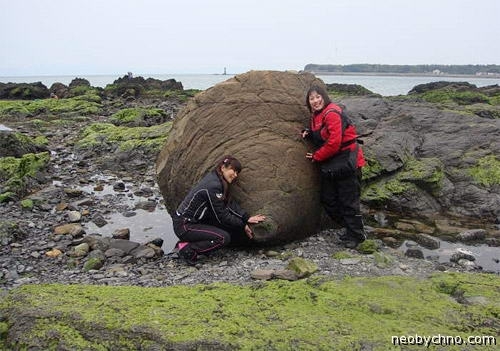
left=1, top=73, right=499, bottom=96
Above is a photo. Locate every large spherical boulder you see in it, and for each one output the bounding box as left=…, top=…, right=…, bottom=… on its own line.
left=156, top=70, right=325, bottom=244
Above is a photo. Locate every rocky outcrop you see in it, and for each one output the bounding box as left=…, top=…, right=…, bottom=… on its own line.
left=156, top=70, right=325, bottom=244
left=326, top=83, right=379, bottom=96
left=0, top=131, right=49, bottom=158
left=0, top=82, right=49, bottom=100
left=104, top=75, right=184, bottom=98
left=339, top=95, right=500, bottom=220
left=0, top=131, right=51, bottom=202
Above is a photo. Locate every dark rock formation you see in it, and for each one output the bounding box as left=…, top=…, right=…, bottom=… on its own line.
left=104, top=75, right=184, bottom=98
left=337, top=95, right=500, bottom=220
left=156, top=70, right=325, bottom=244
left=49, top=82, right=69, bottom=99
left=326, top=83, right=379, bottom=96
left=0, top=82, right=50, bottom=100
left=68, top=77, right=91, bottom=88
left=0, top=131, right=49, bottom=158
left=408, top=81, right=477, bottom=94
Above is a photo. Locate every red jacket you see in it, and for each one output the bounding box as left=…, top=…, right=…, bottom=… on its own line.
left=310, top=102, right=366, bottom=167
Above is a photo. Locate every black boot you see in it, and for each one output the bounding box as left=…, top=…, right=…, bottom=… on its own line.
left=178, top=242, right=198, bottom=266
left=342, top=214, right=367, bottom=248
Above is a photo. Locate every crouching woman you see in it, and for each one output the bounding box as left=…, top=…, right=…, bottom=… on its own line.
left=172, top=155, right=266, bottom=265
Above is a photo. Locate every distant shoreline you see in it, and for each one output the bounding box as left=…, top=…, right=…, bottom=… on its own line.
left=309, top=71, right=500, bottom=79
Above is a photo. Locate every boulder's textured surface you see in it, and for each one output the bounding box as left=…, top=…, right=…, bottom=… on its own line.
left=156, top=70, right=325, bottom=244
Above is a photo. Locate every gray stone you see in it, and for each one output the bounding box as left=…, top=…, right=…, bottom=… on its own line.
left=112, top=228, right=130, bottom=240
left=250, top=269, right=274, bottom=280
left=450, top=248, right=476, bottom=263
left=108, top=239, right=140, bottom=254
left=457, top=229, right=486, bottom=242
left=414, top=233, right=440, bottom=250
left=340, top=258, right=362, bottom=265
left=405, top=248, right=424, bottom=259
left=105, top=248, right=126, bottom=258
left=273, top=269, right=298, bottom=281
left=67, top=211, right=81, bottom=223
left=130, top=245, right=156, bottom=259
left=71, top=243, right=90, bottom=257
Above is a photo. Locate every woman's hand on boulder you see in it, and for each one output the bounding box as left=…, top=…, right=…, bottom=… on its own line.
left=248, top=214, right=266, bottom=224
left=244, top=225, right=254, bottom=239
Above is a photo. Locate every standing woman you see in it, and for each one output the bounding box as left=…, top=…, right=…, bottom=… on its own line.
left=301, top=85, right=367, bottom=248
left=172, top=155, right=266, bottom=265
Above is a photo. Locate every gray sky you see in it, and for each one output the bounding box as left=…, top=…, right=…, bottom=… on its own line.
left=1, top=0, right=499, bottom=76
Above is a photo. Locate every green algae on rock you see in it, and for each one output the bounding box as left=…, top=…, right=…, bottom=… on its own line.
left=361, top=156, right=445, bottom=205
left=0, top=152, right=50, bottom=201
left=0, top=273, right=498, bottom=350
left=109, top=107, right=168, bottom=126
left=469, top=155, right=500, bottom=187
left=0, top=94, right=102, bottom=119
left=76, top=122, right=172, bottom=153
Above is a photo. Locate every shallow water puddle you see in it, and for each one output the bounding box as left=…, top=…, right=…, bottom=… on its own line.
left=399, top=239, right=500, bottom=273
left=83, top=208, right=177, bottom=250
left=67, top=174, right=179, bottom=251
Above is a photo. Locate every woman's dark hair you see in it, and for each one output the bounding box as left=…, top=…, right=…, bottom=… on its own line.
left=214, top=155, right=242, bottom=202
left=305, top=84, right=331, bottom=113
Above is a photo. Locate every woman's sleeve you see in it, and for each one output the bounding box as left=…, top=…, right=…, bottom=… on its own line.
left=207, top=188, right=247, bottom=229
left=227, top=199, right=250, bottom=224
left=312, top=111, right=343, bottom=162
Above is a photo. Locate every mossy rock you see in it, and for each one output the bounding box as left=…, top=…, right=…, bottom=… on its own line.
left=332, top=251, right=354, bottom=260
left=83, top=257, right=105, bottom=271
left=361, top=155, right=385, bottom=180
left=373, top=252, right=395, bottom=268
left=469, top=154, right=500, bottom=187
left=357, top=239, right=378, bottom=254
left=0, top=191, right=15, bottom=203
left=361, top=177, right=414, bottom=204
left=76, top=122, right=172, bottom=153
left=0, top=95, right=102, bottom=119
left=397, top=157, right=444, bottom=195
left=109, top=107, right=168, bottom=127
left=0, top=273, right=498, bottom=350
left=0, top=131, right=49, bottom=158
left=408, top=82, right=497, bottom=106
left=326, top=83, right=379, bottom=97
left=419, top=90, right=490, bottom=105
left=0, top=82, right=49, bottom=100
left=20, top=198, right=34, bottom=209
left=0, top=152, right=50, bottom=199
left=286, top=257, right=318, bottom=278
left=361, top=156, right=444, bottom=204
left=164, top=89, right=200, bottom=102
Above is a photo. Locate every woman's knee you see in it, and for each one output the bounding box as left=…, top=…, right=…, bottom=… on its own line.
left=219, top=231, right=231, bottom=246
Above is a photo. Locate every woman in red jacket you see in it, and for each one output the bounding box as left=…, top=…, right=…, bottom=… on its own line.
left=302, top=85, right=367, bottom=248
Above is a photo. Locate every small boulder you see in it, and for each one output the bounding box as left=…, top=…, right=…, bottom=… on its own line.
left=286, top=257, right=318, bottom=278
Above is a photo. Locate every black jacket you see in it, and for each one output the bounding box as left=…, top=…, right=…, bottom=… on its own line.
left=176, top=170, right=250, bottom=229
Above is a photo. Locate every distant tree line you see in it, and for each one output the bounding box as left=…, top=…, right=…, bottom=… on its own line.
left=304, top=64, right=500, bottom=75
